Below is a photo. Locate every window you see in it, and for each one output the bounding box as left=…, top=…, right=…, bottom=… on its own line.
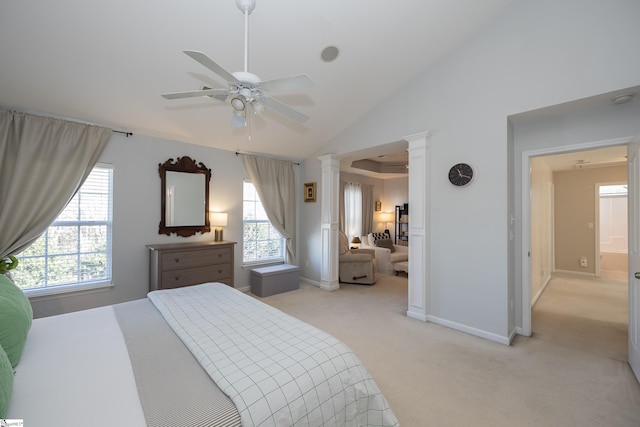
left=344, top=182, right=362, bottom=240
left=242, top=180, right=285, bottom=265
left=12, top=165, right=113, bottom=295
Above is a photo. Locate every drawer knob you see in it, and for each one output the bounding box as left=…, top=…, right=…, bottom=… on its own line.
left=174, top=258, right=180, bottom=263
left=174, top=276, right=180, bottom=281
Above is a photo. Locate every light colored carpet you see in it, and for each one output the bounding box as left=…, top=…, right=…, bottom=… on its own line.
left=532, top=273, right=628, bottom=362
left=253, top=274, right=640, bottom=426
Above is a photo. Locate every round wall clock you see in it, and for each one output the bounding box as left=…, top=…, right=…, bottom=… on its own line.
left=448, top=163, right=474, bottom=186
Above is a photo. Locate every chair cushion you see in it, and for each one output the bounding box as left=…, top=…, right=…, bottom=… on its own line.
left=375, top=238, right=395, bottom=253
left=390, top=251, right=409, bottom=264
left=0, top=274, right=33, bottom=367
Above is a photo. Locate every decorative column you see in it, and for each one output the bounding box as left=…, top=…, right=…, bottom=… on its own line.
left=318, top=154, right=340, bottom=291
left=405, top=131, right=431, bottom=321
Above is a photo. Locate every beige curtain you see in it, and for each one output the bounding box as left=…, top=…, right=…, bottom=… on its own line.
left=361, top=183, right=374, bottom=234
left=0, top=110, right=111, bottom=259
left=243, top=154, right=297, bottom=264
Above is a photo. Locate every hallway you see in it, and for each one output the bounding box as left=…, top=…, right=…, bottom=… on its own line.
left=532, top=273, right=628, bottom=361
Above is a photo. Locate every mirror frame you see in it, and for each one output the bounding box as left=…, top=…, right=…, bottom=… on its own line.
left=158, top=156, right=211, bottom=237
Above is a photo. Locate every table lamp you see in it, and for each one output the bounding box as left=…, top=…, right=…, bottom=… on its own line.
left=210, top=212, right=228, bottom=242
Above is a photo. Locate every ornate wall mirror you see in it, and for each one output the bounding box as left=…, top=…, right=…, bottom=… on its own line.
left=158, top=156, right=211, bottom=237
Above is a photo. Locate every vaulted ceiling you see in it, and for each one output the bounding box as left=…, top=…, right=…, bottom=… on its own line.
left=1, top=0, right=512, bottom=161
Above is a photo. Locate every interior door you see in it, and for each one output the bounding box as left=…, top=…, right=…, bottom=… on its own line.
left=627, top=137, right=640, bottom=382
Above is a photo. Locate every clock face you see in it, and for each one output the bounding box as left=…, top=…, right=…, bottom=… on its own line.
left=448, top=163, right=474, bottom=186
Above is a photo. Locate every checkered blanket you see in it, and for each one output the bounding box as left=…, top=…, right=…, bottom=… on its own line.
left=148, top=282, right=399, bottom=427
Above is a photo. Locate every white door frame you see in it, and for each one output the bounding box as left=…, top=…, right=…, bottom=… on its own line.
left=520, top=136, right=633, bottom=336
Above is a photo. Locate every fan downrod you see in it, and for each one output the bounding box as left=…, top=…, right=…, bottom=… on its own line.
left=236, top=0, right=255, bottom=14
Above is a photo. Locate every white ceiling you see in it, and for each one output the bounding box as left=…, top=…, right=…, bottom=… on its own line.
left=539, top=145, right=628, bottom=172
left=0, top=0, right=512, bottom=161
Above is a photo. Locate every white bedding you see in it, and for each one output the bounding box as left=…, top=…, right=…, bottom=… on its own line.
left=7, top=306, right=146, bottom=426
left=149, top=282, right=399, bottom=427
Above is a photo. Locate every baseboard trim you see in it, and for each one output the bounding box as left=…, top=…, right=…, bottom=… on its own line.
left=299, top=276, right=321, bottom=288
left=426, top=315, right=511, bottom=346
left=531, top=275, right=552, bottom=307
left=554, top=269, right=596, bottom=278
left=407, top=309, right=428, bottom=322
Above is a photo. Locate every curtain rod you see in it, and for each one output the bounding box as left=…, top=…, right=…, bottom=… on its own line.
left=235, top=151, right=300, bottom=165
left=113, top=130, right=133, bottom=137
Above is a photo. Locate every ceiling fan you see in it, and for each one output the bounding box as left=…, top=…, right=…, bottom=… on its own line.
left=161, top=0, right=313, bottom=128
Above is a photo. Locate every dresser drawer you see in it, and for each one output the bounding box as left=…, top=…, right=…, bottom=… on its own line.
left=160, top=247, right=232, bottom=271
left=161, top=263, right=232, bottom=289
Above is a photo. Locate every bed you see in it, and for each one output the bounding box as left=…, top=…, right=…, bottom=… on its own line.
left=3, top=281, right=399, bottom=426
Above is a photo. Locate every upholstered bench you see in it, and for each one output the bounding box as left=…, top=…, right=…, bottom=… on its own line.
left=250, top=264, right=300, bottom=297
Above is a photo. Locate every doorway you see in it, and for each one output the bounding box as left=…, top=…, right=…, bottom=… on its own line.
left=523, top=141, right=631, bottom=358
left=598, top=183, right=628, bottom=280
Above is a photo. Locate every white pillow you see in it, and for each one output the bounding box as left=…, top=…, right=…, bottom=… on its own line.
left=339, top=232, right=350, bottom=255
left=367, top=233, right=375, bottom=247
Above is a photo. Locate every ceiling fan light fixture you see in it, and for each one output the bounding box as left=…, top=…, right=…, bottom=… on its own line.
left=253, top=101, right=264, bottom=115
left=231, top=96, right=246, bottom=111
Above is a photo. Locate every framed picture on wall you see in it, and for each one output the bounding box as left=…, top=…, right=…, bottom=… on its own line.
left=304, top=182, right=316, bottom=202
left=375, top=201, right=382, bottom=211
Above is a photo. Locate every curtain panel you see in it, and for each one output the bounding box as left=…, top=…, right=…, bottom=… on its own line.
left=242, top=154, right=297, bottom=264
left=340, top=181, right=373, bottom=236
left=0, top=110, right=111, bottom=260
left=343, top=182, right=362, bottom=240
left=361, top=183, right=373, bottom=234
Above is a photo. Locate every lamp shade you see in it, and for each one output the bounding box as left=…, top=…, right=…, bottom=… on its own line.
left=210, top=212, right=228, bottom=227
left=351, top=236, right=361, bottom=244
left=377, top=212, right=394, bottom=223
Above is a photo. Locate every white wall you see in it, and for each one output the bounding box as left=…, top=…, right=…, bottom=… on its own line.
left=29, top=134, right=268, bottom=317
left=298, top=157, right=323, bottom=285
left=303, top=0, right=640, bottom=341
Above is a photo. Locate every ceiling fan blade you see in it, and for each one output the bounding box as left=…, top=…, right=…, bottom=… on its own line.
left=162, top=88, right=229, bottom=100
left=183, top=50, right=239, bottom=84
left=259, top=74, right=314, bottom=92
left=259, top=96, right=309, bottom=123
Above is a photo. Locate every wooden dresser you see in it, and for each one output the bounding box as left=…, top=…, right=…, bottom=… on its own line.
left=146, top=241, right=236, bottom=291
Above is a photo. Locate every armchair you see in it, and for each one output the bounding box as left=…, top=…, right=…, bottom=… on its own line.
left=338, top=232, right=377, bottom=285
left=360, top=233, right=408, bottom=275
